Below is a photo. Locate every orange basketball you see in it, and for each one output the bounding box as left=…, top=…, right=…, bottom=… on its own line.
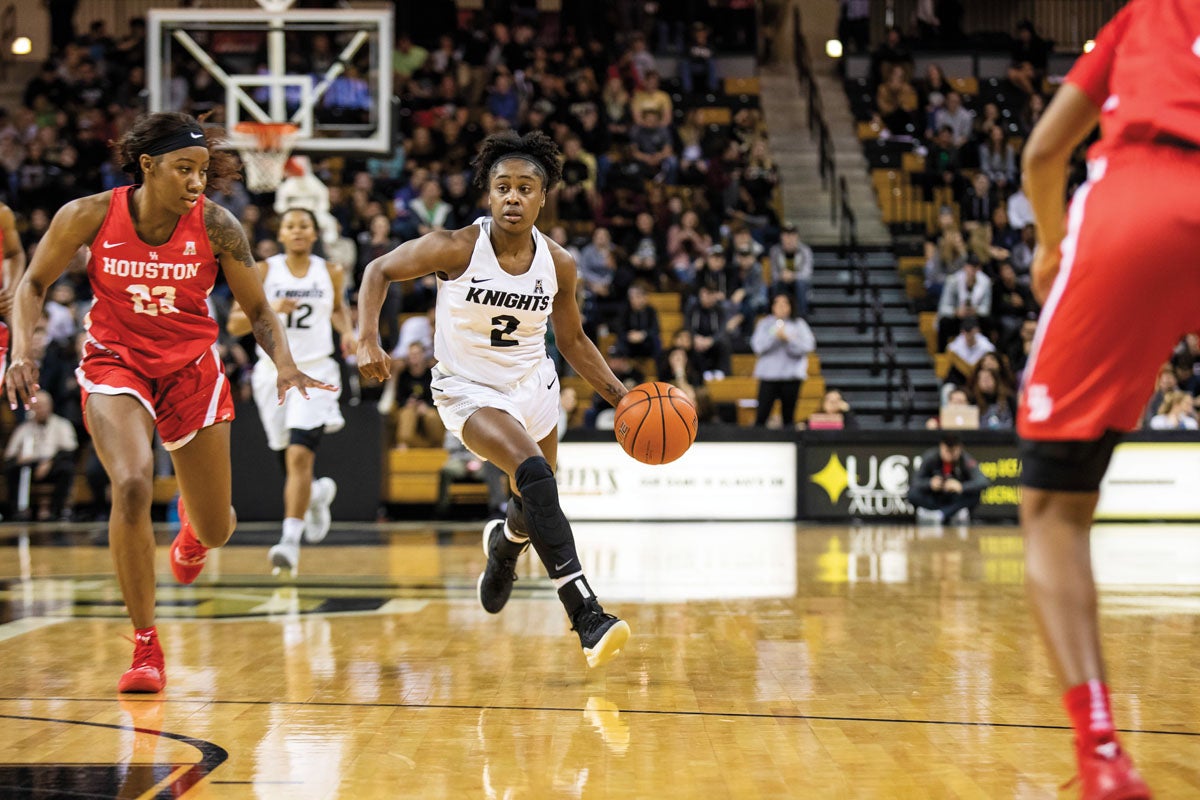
left=613, top=381, right=699, bottom=465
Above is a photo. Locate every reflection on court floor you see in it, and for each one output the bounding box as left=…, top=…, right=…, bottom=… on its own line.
left=0, top=522, right=1198, bottom=798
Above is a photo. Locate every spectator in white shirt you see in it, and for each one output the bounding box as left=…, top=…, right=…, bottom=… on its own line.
left=1006, top=187, right=1035, bottom=230
left=937, top=260, right=992, bottom=350
left=4, top=390, right=78, bottom=520
left=945, top=317, right=995, bottom=387
left=930, top=91, right=974, bottom=147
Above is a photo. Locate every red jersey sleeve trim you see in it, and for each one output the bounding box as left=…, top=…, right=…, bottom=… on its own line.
left=1065, top=2, right=1135, bottom=109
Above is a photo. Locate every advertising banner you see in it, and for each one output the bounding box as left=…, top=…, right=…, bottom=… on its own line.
left=556, top=442, right=797, bottom=520
left=802, top=440, right=1022, bottom=521
left=1097, top=443, right=1200, bottom=520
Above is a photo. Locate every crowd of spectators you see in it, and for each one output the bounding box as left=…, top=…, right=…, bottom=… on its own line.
left=0, top=5, right=833, bottom=517
left=858, top=18, right=1200, bottom=433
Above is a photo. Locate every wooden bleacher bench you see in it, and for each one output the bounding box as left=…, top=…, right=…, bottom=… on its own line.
left=648, top=292, right=681, bottom=314
left=383, top=447, right=500, bottom=506
left=723, top=77, right=760, bottom=96
left=919, top=312, right=939, bottom=356
left=949, top=76, right=979, bottom=96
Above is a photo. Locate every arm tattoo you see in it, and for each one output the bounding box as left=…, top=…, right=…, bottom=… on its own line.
left=204, top=202, right=255, bottom=269
left=252, top=313, right=280, bottom=359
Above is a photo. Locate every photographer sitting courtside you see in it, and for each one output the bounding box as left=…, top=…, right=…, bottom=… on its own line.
left=907, top=433, right=990, bottom=524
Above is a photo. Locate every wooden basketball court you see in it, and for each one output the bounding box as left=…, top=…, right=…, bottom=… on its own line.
left=1, top=520, right=1197, bottom=798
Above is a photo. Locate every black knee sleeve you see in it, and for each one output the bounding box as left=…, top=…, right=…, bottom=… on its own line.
left=506, top=494, right=529, bottom=537
left=515, top=456, right=580, bottom=578
left=1019, top=431, right=1121, bottom=493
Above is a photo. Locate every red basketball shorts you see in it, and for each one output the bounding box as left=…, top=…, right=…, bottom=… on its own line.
left=1018, top=145, right=1200, bottom=441
left=76, top=340, right=234, bottom=450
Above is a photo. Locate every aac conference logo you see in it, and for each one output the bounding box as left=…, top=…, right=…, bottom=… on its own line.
left=810, top=451, right=919, bottom=516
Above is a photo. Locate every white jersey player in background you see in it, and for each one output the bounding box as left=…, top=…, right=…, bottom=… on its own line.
left=356, top=131, right=632, bottom=668
left=229, top=208, right=354, bottom=574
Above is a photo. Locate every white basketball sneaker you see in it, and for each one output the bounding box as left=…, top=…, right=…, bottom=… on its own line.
left=268, top=539, right=300, bottom=577
left=304, top=477, right=337, bottom=544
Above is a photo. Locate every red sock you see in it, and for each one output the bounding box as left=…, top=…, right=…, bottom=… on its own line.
left=1064, top=680, right=1116, bottom=744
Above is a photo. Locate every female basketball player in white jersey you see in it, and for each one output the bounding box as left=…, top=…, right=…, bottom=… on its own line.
left=228, top=208, right=354, bottom=574
left=357, top=131, right=631, bottom=668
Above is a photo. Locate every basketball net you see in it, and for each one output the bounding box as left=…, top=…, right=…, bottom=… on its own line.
left=235, top=121, right=300, bottom=193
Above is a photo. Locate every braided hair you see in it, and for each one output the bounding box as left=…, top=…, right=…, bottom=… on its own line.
left=470, top=130, right=562, bottom=193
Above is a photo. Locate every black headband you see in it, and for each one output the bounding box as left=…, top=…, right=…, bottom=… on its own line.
left=490, top=153, right=547, bottom=183
left=123, top=122, right=208, bottom=175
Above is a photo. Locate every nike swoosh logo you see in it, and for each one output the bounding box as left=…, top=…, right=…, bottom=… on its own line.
left=102, top=241, right=125, bottom=249
left=190, top=132, right=204, bottom=139
left=554, top=559, right=574, bottom=571
left=546, top=376, right=556, bottom=389
left=470, top=277, right=493, bottom=283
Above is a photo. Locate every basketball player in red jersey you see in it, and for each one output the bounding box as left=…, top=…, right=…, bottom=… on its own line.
left=5, top=112, right=332, bottom=693
left=0, top=201, right=28, bottom=382
left=1017, top=2, right=1200, bottom=797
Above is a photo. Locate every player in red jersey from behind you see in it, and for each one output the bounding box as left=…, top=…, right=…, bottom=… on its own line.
left=4, top=112, right=332, bottom=693
left=1017, top=2, right=1200, bottom=798
left=0, top=201, right=28, bottom=382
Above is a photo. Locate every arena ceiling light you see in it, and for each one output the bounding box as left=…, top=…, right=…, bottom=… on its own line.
left=825, top=39, right=843, bottom=59
left=1083, top=39, right=1096, bottom=53
left=10, top=36, right=31, bottom=56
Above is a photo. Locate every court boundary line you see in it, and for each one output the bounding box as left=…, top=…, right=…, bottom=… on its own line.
left=4, top=697, right=1197, bottom=739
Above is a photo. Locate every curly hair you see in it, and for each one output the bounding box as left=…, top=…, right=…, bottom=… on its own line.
left=471, top=130, right=562, bottom=193
left=112, top=111, right=240, bottom=194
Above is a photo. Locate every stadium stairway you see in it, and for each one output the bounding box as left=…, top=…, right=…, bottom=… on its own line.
left=808, top=247, right=940, bottom=427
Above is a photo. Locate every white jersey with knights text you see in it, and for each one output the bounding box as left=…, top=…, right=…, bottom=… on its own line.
left=257, top=253, right=335, bottom=365
left=434, top=218, right=558, bottom=388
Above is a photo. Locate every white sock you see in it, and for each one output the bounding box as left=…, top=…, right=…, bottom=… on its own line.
left=281, top=517, right=305, bottom=546
left=503, top=522, right=529, bottom=544
left=552, top=569, right=584, bottom=589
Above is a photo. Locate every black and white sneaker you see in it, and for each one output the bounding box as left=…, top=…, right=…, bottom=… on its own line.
left=570, top=599, right=631, bottom=668
left=476, top=519, right=528, bottom=614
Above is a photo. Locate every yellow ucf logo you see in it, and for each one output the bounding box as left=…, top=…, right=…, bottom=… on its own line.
left=810, top=454, right=850, bottom=503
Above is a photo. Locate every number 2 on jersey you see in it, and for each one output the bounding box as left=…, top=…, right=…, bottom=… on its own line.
left=127, top=284, right=179, bottom=316
left=286, top=304, right=313, bottom=329
left=490, top=314, right=519, bottom=347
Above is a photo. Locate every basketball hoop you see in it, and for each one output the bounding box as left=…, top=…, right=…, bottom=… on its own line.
left=235, top=121, right=300, bottom=192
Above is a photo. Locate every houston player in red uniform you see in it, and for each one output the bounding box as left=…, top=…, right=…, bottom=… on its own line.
left=1018, top=2, right=1200, bottom=797
left=5, top=112, right=332, bottom=693
left=0, top=201, right=28, bottom=382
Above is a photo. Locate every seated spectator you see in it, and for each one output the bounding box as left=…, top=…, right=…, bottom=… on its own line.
left=969, top=366, right=1015, bottom=429
left=961, top=172, right=997, bottom=227
left=924, top=125, right=962, bottom=177
left=750, top=292, right=816, bottom=428
left=434, top=431, right=507, bottom=519
left=1005, top=313, right=1039, bottom=380
left=680, top=22, right=718, bottom=94
left=945, top=316, right=995, bottom=386
left=4, top=390, right=78, bottom=521
left=578, top=226, right=621, bottom=334
left=937, top=259, right=992, bottom=350
left=692, top=244, right=731, bottom=299
left=660, top=344, right=715, bottom=423
left=1007, top=20, right=1051, bottom=97
left=971, top=102, right=1002, bottom=149
left=978, top=126, right=1018, bottom=190
left=727, top=245, right=769, bottom=349
left=1007, top=187, right=1035, bottom=230
left=1170, top=332, right=1200, bottom=394
left=409, top=179, right=451, bottom=235
left=907, top=433, right=990, bottom=525
left=624, top=211, right=669, bottom=290
left=917, top=63, right=950, bottom=128
left=631, top=70, right=672, bottom=126
left=875, top=65, right=920, bottom=135
left=929, top=91, right=973, bottom=148
left=1142, top=364, right=1180, bottom=428
left=1018, top=92, right=1047, bottom=137
left=988, top=205, right=1021, bottom=262
left=769, top=222, right=814, bottom=318
left=924, top=209, right=967, bottom=305
left=1149, top=391, right=1199, bottom=431
left=614, top=284, right=662, bottom=359
left=558, top=386, right=580, bottom=438
left=628, top=107, right=677, bottom=184
left=384, top=342, right=444, bottom=449
left=869, top=27, right=914, bottom=88
left=811, top=388, right=858, bottom=430
left=685, top=282, right=733, bottom=380
left=556, top=137, right=597, bottom=223
left=1010, top=224, right=1037, bottom=277
left=991, top=261, right=1036, bottom=341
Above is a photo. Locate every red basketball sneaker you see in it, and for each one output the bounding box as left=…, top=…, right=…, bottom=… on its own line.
left=169, top=497, right=208, bottom=584
left=1070, top=739, right=1152, bottom=800
left=118, top=629, right=166, bottom=693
